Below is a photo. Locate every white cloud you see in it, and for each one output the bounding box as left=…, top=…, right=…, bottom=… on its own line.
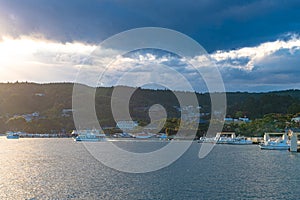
left=0, top=36, right=97, bottom=83
left=1, top=34, right=300, bottom=92
left=209, top=34, right=300, bottom=70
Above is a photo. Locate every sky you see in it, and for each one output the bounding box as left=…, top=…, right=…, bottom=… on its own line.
left=0, top=0, right=300, bottom=92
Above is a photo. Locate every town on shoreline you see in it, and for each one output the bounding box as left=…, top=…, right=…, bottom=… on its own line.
left=1, top=82, right=300, bottom=139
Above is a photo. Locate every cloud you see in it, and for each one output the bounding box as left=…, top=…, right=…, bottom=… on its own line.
left=211, top=35, right=300, bottom=91
left=1, top=34, right=300, bottom=92
left=0, top=36, right=96, bottom=83
left=0, top=0, right=300, bottom=52
left=103, top=35, right=300, bottom=92
left=209, top=34, right=300, bottom=70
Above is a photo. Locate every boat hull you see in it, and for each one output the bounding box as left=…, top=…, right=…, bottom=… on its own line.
left=228, top=139, right=253, bottom=145
left=75, top=137, right=106, bottom=142
left=259, top=145, right=290, bottom=150
left=229, top=142, right=253, bottom=145
left=135, top=136, right=152, bottom=139
left=73, top=129, right=106, bottom=142
left=6, top=135, right=19, bottom=139
left=75, top=138, right=101, bottom=142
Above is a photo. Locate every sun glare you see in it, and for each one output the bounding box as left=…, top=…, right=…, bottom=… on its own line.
left=0, top=36, right=96, bottom=82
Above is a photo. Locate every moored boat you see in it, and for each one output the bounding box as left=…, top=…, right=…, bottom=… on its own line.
left=228, top=137, right=253, bottom=145
left=217, top=136, right=234, bottom=144
left=259, top=139, right=290, bottom=150
left=74, top=129, right=106, bottom=142
left=6, top=132, right=20, bottom=139
left=134, top=132, right=154, bottom=139
left=215, top=132, right=236, bottom=144
left=260, top=132, right=290, bottom=150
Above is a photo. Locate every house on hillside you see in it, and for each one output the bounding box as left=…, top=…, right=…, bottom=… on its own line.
left=116, top=120, right=138, bottom=131
left=35, top=93, right=45, bottom=97
left=15, top=112, right=40, bottom=122
left=224, top=117, right=251, bottom=124
left=291, top=116, right=300, bottom=123
left=239, top=117, right=250, bottom=122
left=62, top=109, right=74, bottom=117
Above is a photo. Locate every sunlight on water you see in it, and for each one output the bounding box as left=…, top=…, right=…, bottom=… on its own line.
left=1, top=137, right=300, bottom=199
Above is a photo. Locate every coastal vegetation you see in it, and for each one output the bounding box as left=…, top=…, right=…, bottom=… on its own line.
left=0, top=82, right=300, bottom=137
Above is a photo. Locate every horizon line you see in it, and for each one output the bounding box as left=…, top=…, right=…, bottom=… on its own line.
left=0, top=81, right=299, bottom=94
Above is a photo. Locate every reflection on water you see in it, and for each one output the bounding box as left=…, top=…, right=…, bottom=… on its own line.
left=0, top=137, right=300, bottom=199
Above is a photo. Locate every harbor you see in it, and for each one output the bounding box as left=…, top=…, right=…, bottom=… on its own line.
left=1, top=137, right=300, bottom=199
left=1, top=0, right=300, bottom=199
left=2, top=131, right=72, bottom=138
left=4, top=129, right=300, bottom=153
left=198, top=131, right=300, bottom=153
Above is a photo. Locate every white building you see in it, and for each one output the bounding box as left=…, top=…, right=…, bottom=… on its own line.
left=62, top=109, right=74, bottom=117
left=116, top=120, right=138, bottom=130
left=19, top=112, right=40, bottom=122
left=291, top=117, right=300, bottom=123
left=35, top=93, right=45, bottom=97
left=239, top=117, right=250, bottom=122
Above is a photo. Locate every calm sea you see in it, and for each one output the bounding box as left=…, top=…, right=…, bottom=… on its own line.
left=0, top=137, right=299, bottom=200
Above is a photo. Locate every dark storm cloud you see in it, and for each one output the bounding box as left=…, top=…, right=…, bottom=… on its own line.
left=1, top=0, right=300, bottom=52
left=1, top=0, right=300, bottom=92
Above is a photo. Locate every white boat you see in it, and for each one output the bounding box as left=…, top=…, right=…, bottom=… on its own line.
left=259, top=138, right=290, bottom=150
left=217, top=136, right=234, bottom=144
left=199, top=133, right=252, bottom=145
left=134, top=132, right=153, bottom=139
left=260, top=132, right=290, bottom=150
left=228, top=137, right=253, bottom=145
left=198, top=137, right=218, bottom=143
left=119, top=132, right=134, bottom=138
left=74, top=129, right=106, bottom=142
left=215, top=132, right=236, bottom=144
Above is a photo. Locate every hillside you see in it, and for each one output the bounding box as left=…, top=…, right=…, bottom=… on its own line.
left=0, top=82, right=300, bottom=134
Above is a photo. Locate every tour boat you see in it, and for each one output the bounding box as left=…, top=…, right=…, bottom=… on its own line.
left=228, top=137, right=253, bottom=145
left=259, top=138, right=290, bottom=150
left=74, top=129, right=106, bottom=142
left=134, top=132, right=153, bottom=139
left=217, top=136, right=234, bottom=144
left=198, top=137, right=217, bottom=143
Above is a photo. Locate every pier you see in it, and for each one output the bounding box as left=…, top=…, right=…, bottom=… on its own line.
left=289, top=131, right=300, bottom=152
left=262, top=131, right=300, bottom=152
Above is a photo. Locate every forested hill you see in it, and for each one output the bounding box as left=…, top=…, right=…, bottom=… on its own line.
left=0, top=82, right=300, bottom=133
left=0, top=82, right=73, bottom=115
left=225, top=90, right=300, bottom=118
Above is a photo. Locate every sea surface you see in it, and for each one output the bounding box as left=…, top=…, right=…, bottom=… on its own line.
left=0, top=137, right=299, bottom=200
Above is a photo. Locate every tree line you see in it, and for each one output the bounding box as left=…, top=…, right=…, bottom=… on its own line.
left=0, top=82, right=300, bottom=136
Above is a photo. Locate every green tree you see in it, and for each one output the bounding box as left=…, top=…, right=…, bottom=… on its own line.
left=288, top=103, right=300, bottom=114
left=234, top=111, right=244, bottom=118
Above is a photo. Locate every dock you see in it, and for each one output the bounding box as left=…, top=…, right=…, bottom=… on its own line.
left=289, top=131, right=300, bottom=152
